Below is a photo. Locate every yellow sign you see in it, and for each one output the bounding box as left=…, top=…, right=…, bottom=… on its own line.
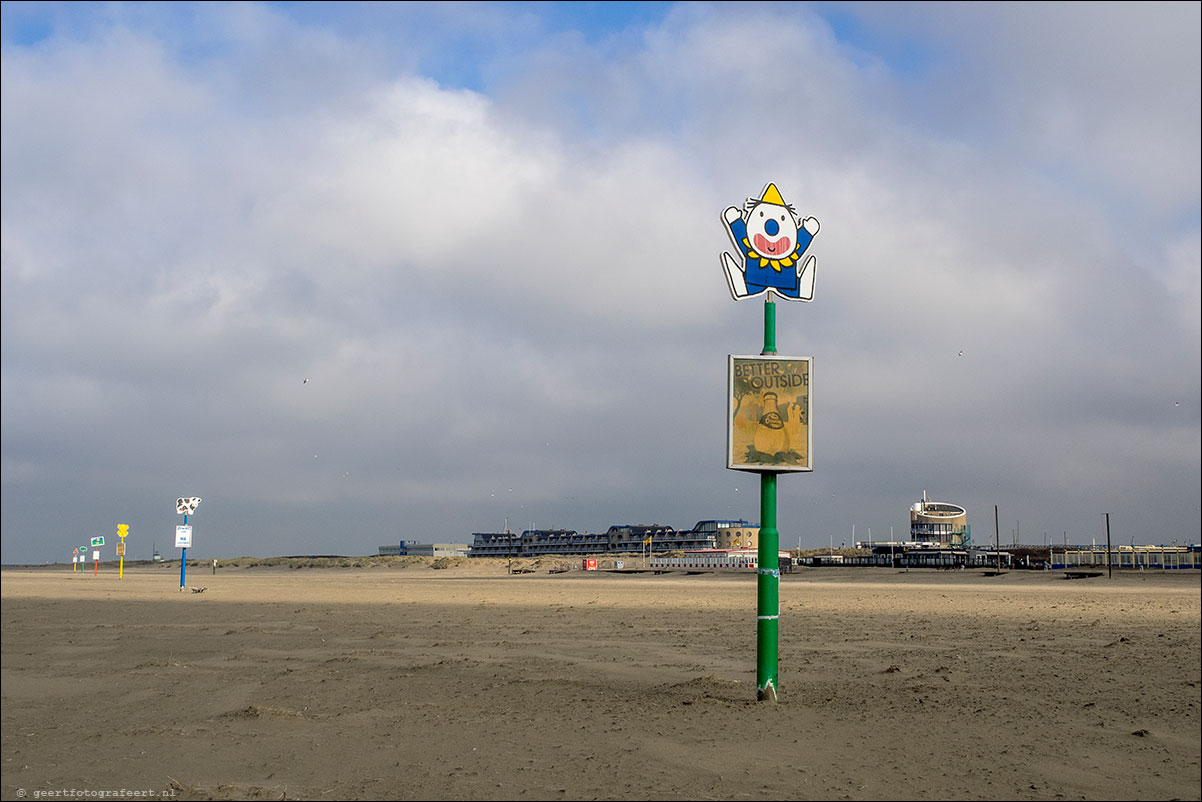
left=117, top=524, right=129, bottom=538
left=727, top=355, right=812, bottom=472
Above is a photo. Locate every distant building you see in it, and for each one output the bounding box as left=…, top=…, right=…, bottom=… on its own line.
left=692, top=519, right=759, bottom=550
left=650, top=548, right=794, bottom=571
left=468, top=520, right=761, bottom=558
left=605, top=524, right=680, bottom=552
left=406, top=543, right=470, bottom=558
left=468, top=530, right=522, bottom=558
left=852, top=544, right=1009, bottom=569
left=532, top=529, right=610, bottom=555
left=910, top=492, right=970, bottom=547
left=650, top=549, right=761, bottom=570
left=1051, top=544, right=1201, bottom=570
left=378, top=542, right=468, bottom=558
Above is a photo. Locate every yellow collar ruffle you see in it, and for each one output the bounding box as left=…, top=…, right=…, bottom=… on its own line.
left=743, top=237, right=801, bottom=271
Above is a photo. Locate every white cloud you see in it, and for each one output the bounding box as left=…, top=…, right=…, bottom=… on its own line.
left=2, top=3, right=1197, bottom=563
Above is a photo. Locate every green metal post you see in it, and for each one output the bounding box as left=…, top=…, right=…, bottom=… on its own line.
left=757, top=473, right=780, bottom=701
left=758, top=293, right=780, bottom=702
left=762, top=295, right=777, bottom=355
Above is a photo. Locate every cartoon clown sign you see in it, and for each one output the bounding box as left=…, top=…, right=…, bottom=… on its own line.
left=721, top=183, right=819, bottom=301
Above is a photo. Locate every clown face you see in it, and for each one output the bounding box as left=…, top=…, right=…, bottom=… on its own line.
left=746, top=202, right=799, bottom=260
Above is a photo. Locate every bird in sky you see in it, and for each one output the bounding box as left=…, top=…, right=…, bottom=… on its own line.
left=303, top=378, right=309, bottom=383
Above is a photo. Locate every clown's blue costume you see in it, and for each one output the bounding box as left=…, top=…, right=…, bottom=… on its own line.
left=726, top=216, right=814, bottom=299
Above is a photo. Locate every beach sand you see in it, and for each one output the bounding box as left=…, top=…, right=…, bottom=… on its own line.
left=2, top=562, right=1199, bottom=800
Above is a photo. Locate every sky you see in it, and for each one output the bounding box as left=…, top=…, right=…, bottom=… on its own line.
left=2, top=1, right=1199, bottom=564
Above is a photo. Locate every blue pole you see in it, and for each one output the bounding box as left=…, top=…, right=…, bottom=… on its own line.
left=180, top=513, right=188, bottom=589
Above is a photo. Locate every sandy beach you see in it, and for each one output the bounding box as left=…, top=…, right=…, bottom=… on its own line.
left=2, top=561, right=1199, bottom=801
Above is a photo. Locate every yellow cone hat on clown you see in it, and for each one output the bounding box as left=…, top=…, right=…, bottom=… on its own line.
left=759, top=183, right=786, bottom=207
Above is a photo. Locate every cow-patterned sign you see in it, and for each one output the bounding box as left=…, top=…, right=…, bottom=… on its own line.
left=176, top=497, right=202, bottom=515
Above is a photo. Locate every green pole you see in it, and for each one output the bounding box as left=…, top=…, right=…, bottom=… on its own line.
left=758, top=293, right=780, bottom=702
left=762, top=295, right=777, bottom=355
left=757, top=473, right=780, bottom=701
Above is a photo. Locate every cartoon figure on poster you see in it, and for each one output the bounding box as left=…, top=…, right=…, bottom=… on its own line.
left=721, top=183, right=820, bottom=301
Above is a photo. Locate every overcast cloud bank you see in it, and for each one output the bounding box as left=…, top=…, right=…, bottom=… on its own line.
left=2, top=2, right=1198, bottom=563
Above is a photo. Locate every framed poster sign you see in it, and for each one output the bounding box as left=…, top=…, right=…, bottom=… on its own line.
left=727, top=355, right=812, bottom=472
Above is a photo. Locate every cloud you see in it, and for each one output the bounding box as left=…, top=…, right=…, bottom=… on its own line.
left=2, top=3, right=1198, bottom=563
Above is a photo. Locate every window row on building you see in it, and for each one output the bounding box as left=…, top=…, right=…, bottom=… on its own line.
left=467, top=520, right=760, bottom=558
